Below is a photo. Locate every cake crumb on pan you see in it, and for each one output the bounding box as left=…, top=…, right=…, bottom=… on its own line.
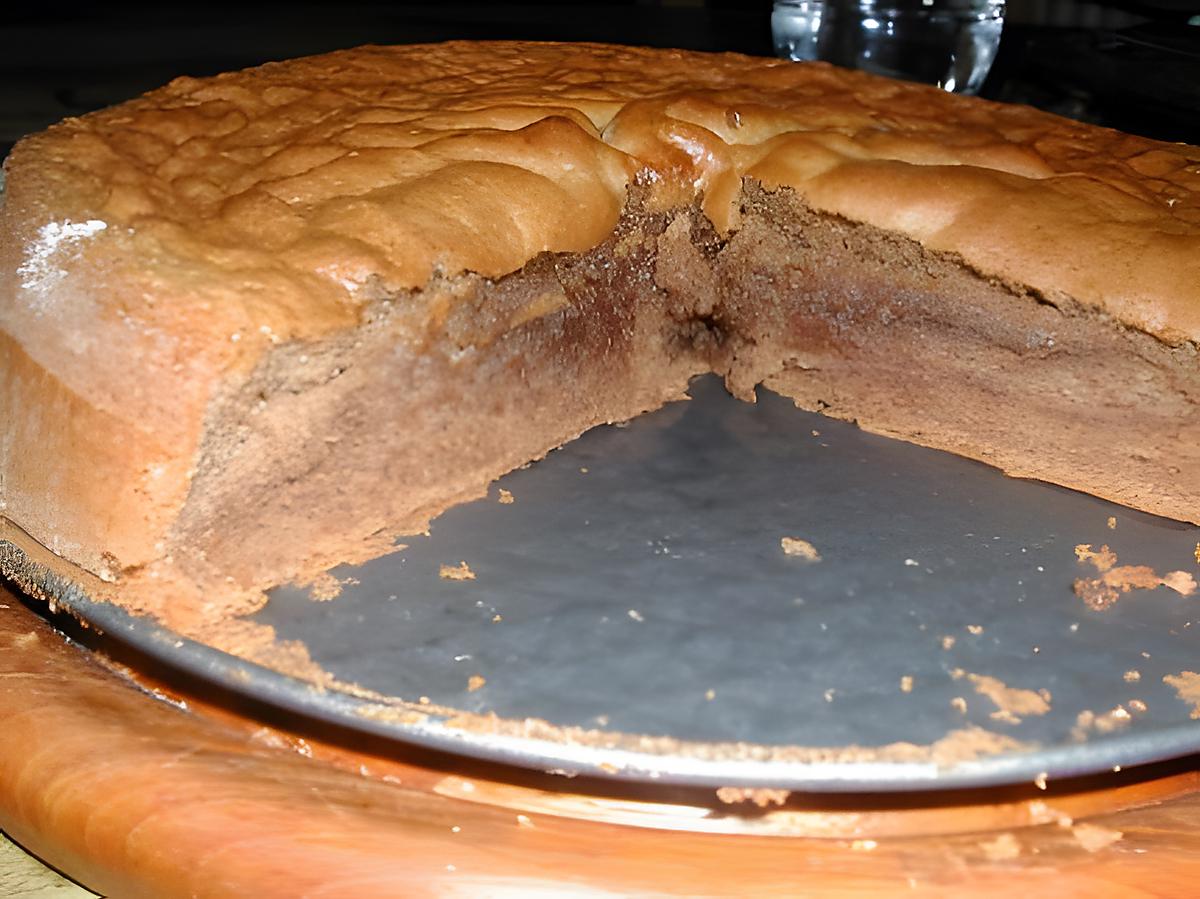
left=1163, top=671, right=1200, bottom=719
left=306, top=571, right=344, bottom=602
left=780, top=537, right=821, bottom=561
left=440, top=561, right=476, bottom=581
left=715, top=787, right=791, bottom=808
left=1073, top=544, right=1196, bottom=610
left=962, top=673, right=1051, bottom=724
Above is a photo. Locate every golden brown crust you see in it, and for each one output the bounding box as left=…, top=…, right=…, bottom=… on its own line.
left=5, top=41, right=1199, bottom=348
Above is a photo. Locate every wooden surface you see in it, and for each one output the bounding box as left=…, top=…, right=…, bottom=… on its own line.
left=0, top=834, right=96, bottom=898
left=3, top=587, right=1200, bottom=898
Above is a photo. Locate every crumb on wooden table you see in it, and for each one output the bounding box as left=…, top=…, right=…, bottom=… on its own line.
left=979, top=832, right=1021, bottom=861
left=1072, top=823, right=1123, bottom=853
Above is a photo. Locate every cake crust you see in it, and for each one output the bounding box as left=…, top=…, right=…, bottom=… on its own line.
left=5, top=41, right=1198, bottom=345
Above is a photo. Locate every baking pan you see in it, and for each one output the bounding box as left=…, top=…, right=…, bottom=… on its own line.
left=15, top=375, right=1199, bottom=791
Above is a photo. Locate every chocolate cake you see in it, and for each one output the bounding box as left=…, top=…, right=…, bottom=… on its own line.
left=1, top=41, right=1198, bottom=632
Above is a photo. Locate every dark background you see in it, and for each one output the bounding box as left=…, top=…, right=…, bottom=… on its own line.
left=1, top=0, right=1198, bottom=160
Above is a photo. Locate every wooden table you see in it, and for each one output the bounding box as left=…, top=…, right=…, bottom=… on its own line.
left=0, top=833, right=95, bottom=898
left=2, top=586, right=1199, bottom=897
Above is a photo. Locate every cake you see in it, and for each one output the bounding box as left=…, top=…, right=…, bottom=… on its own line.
left=1, top=41, right=1198, bottom=633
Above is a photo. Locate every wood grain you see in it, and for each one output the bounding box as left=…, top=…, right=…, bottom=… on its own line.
left=2, top=587, right=1200, bottom=897
left=0, top=833, right=97, bottom=898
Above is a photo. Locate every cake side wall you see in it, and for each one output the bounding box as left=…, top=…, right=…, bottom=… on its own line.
left=0, top=142, right=231, bottom=581
left=0, top=331, right=187, bottom=578
left=719, top=186, right=1200, bottom=525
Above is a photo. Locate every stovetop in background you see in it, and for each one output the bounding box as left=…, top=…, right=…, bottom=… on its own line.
left=1, top=1, right=1198, bottom=162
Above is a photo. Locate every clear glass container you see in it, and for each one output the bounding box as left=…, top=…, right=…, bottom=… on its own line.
left=772, top=0, right=1006, bottom=94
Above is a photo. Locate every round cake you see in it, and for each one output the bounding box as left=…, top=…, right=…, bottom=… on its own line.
left=1, top=40, right=1198, bottom=636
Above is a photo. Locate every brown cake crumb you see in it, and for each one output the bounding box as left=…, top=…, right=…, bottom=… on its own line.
left=306, top=571, right=344, bottom=602
left=1163, top=671, right=1200, bottom=718
left=1162, top=570, right=1198, bottom=594
left=467, top=674, right=486, bottom=692
left=1106, top=517, right=1117, bottom=530
left=990, top=710, right=1022, bottom=725
left=963, top=673, right=1051, bottom=723
left=979, top=832, right=1021, bottom=861
left=1073, top=544, right=1196, bottom=610
left=928, top=726, right=1031, bottom=767
left=780, top=537, right=821, bottom=562
left=1075, top=544, right=1118, bottom=571
left=1094, top=706, right=1132, bottom=732
left=498, top=489, right=514, bottom=505
left=1027, top=800, right=1073, bottom=828
left=1072, top=710, right=1096, bottom=741
left=715, top=787, right=791, bottom=808
left=1124, top=670, right=1141, bottom=683
left=900, top=675, right=914, bottom=693
left=1073, top=705, right=1137, bottom=741
left=1072, top=823, right=1123, bottom=853
left=440, top=561, right=476, bottom=581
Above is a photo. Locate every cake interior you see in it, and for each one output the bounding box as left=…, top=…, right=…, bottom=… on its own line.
left=5, top=180, right=1199, bottom=632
